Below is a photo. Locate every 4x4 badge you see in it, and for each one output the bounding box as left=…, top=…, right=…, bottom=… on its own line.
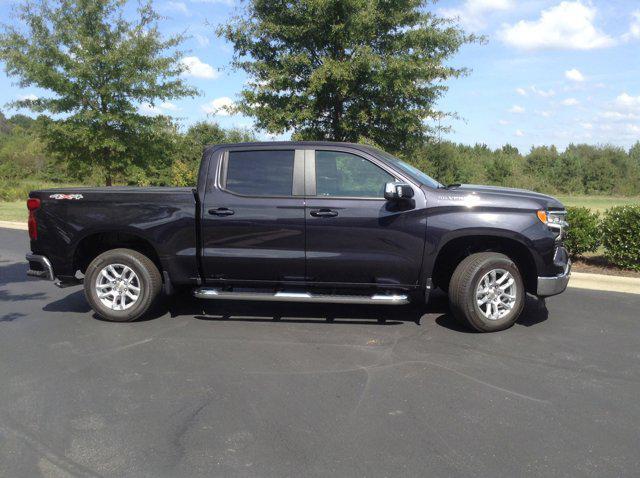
left=49, top=194, right=83, bottom=200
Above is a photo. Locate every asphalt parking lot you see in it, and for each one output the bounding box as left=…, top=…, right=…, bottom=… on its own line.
left=1, top=227, right=640, bottom=477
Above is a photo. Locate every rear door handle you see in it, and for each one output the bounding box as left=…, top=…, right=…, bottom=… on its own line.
left=310, top=209, right=338, bottom=218
left=208, top=207, right=235, bottom=216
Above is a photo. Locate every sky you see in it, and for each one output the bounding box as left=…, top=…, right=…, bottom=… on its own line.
left=0, top=0, right=639, bottom=152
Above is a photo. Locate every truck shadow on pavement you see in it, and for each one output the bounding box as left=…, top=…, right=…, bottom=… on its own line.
left=43, top=287, right=549, bottom=331
left=434, top=294, right=549, bottom=332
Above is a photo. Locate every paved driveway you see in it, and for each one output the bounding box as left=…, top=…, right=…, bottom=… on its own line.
left=1, top=228, right=639, bottom=477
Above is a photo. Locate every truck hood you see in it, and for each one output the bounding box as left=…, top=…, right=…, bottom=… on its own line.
left=429, top=184, right=564, bottom=211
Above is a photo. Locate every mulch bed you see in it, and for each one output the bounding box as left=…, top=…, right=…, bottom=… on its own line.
left=572, top=255, right=640, bottom=278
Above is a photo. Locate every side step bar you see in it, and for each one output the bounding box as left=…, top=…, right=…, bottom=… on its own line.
left=193, top=288, right=409, bottom=305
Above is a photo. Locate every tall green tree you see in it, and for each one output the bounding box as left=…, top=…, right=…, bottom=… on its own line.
left=218, top=0, right=476, bottom=153
left=0, top=0, right=197, bottom=185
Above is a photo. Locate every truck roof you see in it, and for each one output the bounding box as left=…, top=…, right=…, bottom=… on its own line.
left=204, top=141, right=381, bottom=154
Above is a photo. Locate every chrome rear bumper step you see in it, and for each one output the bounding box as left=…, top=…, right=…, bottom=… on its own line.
left=193, top=288, right=409, bottom=305
left=26, top=253, right=54, bottom=281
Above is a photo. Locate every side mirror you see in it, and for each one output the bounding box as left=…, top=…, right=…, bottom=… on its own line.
left=384, top=182, right=414, bottom=201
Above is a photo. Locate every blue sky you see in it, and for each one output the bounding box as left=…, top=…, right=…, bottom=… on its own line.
left=1, top=0, right=639, bottom=151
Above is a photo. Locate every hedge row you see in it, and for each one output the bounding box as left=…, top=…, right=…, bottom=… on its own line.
left=565, top=206, right=640, bottom=271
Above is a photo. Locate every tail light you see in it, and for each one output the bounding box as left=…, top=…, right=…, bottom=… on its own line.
left=27, top=198, right=40, bottom=240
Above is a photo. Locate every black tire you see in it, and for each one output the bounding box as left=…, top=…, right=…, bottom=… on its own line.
left=84, top=248, right=162, bottom=322
left=448, top=252, right=525, bottom=332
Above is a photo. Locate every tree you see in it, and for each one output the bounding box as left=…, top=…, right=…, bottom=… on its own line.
left=0, top=0, right=197, bottom=185
left=171, top=122, right=256, bottom=186
left=0, top=110, right=10, bottom=134
left=630, top=141, right=640, bottom=163
left=218, top=0, right=476, bottom=154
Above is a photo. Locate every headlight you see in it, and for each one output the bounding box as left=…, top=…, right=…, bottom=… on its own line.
left=537, top=210, right=568, bottom=240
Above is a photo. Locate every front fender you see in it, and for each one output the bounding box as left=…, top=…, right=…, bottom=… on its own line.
left=421, top=207, right=555, bottom=285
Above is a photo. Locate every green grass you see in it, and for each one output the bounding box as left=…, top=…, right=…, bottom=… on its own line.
left=0, top=200, right=27, bottom=222
left=556, top=195, right=640, bottom=212
left=0, top=179, right=88, bottom=202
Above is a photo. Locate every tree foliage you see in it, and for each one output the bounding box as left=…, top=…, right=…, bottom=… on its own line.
left=218, top=0, right=477, bottom=153
left=405, top=141, right=640, bottom=195
left=0, top=0, right=197, bottom=185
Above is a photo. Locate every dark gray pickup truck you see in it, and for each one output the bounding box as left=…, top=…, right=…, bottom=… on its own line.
left=26, top=141, right=570, bottom=332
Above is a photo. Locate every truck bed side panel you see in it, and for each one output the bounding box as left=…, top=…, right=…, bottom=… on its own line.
left=29, top=187, right=198, bottom=284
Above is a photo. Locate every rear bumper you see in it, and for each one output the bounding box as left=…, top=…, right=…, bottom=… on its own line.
left=537, top=260, right=571, bottom=297
left=26, top=253, right=54, bottom=281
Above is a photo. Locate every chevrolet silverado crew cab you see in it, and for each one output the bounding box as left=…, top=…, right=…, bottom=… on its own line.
left=25, top=142, right=570, bottom=332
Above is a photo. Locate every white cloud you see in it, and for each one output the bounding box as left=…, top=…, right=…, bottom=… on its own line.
left=626, top=124, right=640, bottom=134
left=601, top=110, right=639, bottom=121
left=195, top=34, right=210, bottom=47
left=580, top=122, right=593, bottom=130
left=615, top=92, right=640, bottom=111
left=180, top=56, right=219, bottom=79
left=202, top=97, right=234, bottom=116
left=190, top=0, right=234, bottom=4
left=441, top=0, right=513, bottom=31
left=500, top=1, right=615, bottom=50
left=17, top=93, right=38, bottom=101
left=537, top=110, right=553, bottom=117
left=561, top=98, right=579, bottom=106
left=508, top=105, right=525, bottom=113
left=515, top=129, right=524, bottom=137
left=515, top=87, right=527, bottom=96
left=624, top=10, right=640, bottom=41
left=498, top=119, right=509, bottom=125
left=531, top=86, right=555, bottom=98
left=565, top=68, right=585, bottom=82
left=139, top=101, right=180, bottom=116
left=163, top=1, right=190, bottom=15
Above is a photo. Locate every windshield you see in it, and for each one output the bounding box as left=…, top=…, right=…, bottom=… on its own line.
left=374, top=149, right=443, bottom=188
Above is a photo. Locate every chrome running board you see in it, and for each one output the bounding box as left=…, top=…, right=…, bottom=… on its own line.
left=193, top=288, right=409, bottom=305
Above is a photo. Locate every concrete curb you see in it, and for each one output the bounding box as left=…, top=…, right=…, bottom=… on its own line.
left=569, top=272, right=640, bottom=295
left=0, top=221, right=27, bottom=231
left=1, top=221, right=639, bottom=295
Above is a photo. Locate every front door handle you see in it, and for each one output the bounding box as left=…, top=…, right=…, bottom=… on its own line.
left=310, top=209, right=338, bottom=218
left=208, top=207, right=235, bottom=216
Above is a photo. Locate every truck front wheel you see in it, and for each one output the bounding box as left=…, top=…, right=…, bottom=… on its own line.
left=448, top=252, right=525, bottom=332
left=84, top=248, right=162, bottom=322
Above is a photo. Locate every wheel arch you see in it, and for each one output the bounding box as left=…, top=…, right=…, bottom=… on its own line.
left=431, top=233, right=538, bottom=294
left=73, top=231, right=163, bottom=276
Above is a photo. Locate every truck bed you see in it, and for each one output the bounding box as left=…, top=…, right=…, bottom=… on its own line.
left=29, top=186, right=199, bottom=284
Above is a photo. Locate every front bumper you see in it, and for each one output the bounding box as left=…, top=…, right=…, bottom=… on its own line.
left=537, top=259, right=571, bottom=297
left=26, top=253, right=54, bottom=281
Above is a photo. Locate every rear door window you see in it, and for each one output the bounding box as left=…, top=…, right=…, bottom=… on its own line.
left=225, top=150, right=295, bottom=196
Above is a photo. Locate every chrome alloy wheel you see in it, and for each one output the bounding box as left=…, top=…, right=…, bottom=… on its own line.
left=475, top=268, right=516, bottom=321
left=95, top=264, right=141, bottom=311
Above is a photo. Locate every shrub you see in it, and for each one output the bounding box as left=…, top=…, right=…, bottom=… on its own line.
left=564, top=207, right=600, bottom=258
left=601, top=206, right=640, bottom=271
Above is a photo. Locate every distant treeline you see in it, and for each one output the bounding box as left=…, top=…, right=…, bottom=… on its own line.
left=410, top=141, right=640, bottom=196
left=1, top=110, right=640, bottom=200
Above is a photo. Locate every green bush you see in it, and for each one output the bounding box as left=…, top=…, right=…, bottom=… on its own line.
left=564, top=206, right=601, bottom=258
left=602, top=206, right=640, bottom=271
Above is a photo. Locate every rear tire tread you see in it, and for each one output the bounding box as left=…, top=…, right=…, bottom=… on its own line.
left=84, top=248, right=161, bottom=322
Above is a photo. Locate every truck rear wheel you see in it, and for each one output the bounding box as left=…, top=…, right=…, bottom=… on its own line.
left=84, top=248, right=162, bottom=322
left=448, top=252, right=525, bottom=332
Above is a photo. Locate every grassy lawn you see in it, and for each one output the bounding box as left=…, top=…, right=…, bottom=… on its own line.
left=556, top=195, right=640, bottom=212
left=0, top=201, right=27, bottom=223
